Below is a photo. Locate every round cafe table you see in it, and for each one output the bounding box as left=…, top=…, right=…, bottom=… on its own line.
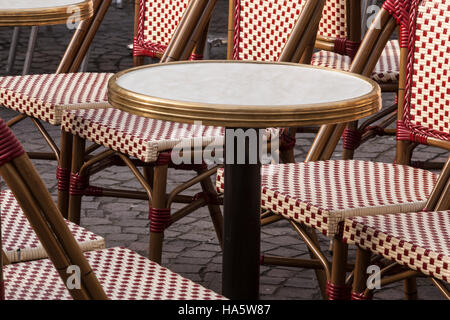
left=0, top=0, right=93, bottom=26
left=108, top=60, right=381, bottom=299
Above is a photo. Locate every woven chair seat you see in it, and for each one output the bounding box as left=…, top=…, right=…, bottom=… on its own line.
left=3, top=247, right=226, bottom=300
left=311, top=40, right=400, bottom=83
left=216, top=160, right=438, bottom=237
left=343, top=210, right=450, bottom=283
left=1, top=189, right=105, bottom=263
left=0, top=73, right=112, bottom=125
left=62, top=107, right=229, bottom=163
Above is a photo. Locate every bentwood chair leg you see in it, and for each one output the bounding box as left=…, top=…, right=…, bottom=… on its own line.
left=68, top=135, right=86, bottom=225
left=198, top=171, right=224, bottom=249
left=148, top=163, right=169, bottom=263
left=328, top=239, right=350, bottom=300
left=58, top=130, right=73, bottom=219
left=304, top=226, right=328, bottom=299
left=143, top=166, right=154, bottom=189
left=403, top=277, right=418, bottom=300
left=396, top=140, right=414, bottom=165
left=351, top=247, right=371, bottom=300
left=280, top=148, right=296, bottom=164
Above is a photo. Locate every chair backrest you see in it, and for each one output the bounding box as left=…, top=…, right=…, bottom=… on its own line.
left=307, top=0, right=411, bottom=161
left=0, top=119, right=107, bottom=300
left=397, top=0, right=450, bottom=149
left=229, top=0, right=360, bottom=61
left=133, top=0, right=204, bottom=61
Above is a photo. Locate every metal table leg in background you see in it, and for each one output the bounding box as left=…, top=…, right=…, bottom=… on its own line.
left=6, top=27, right=20, bottom=73
left=22, top=26, right=38, bottom=75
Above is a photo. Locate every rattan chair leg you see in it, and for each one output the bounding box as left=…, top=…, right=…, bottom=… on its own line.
left=198, top=172, right=224, bottom=249
left=149, top=163, right=169, bottom=263
left=403, top=277, right=418, bottom=300
left=289, top=221, right=330, bottom=299
left=143, top=166, right=154, bottom=189
left=396, top=140, right=414, bottom=165
left=328, top=239, right=350, bottom=300
left=351, top=247, right=371, bottom=299
left=58, top=130, right=73, bottom=218
left=68, top=135, right=86, bottom=224
left=280, top=146, right=296, bottom=164
left=6, top=114, right=27, bottom=127
left=430, top=278, right=450, bottom=300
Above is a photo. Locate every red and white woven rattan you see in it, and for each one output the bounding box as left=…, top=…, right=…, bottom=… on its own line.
left=61, top=107, right=225, bottom=163
left=311, top=39, right=401, bottom=83
left=133, top=0, right=202, bottom=60
left=1, top=189, right=105, bottom=263
left=396, top=0, right=450, bottom=147
left=216, top=160, right=438, bottom=237
left=3, top=247, right=225, bottom=300
left=0, top=73, right=112, bottom=125
left=231, top=0, right=400, bottom=84
left=343, top=210, right=450, bottom=283
left=232, top=0, right=347, bottom=61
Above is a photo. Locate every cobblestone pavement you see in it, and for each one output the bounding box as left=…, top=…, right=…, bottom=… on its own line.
left=0, top=1, right=448, bottom=300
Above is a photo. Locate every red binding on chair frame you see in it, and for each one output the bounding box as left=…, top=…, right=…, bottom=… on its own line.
left=232, top=0, right=358, bottom=61
left=133, top=0, right=203, bottom=60
left=342, top=0, right=412, bottom=151
left=0, top=118, right=26, bottom=301
left=396, top=0, right=450, bottom=144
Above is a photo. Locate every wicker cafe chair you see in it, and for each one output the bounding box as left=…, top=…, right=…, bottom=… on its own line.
left=0, top=0, right=112, bottom=218
left=0, top=119, right=224, bottom=300
left=216, top=0, right=444, bottom=300
left=228, top=0, right=402, bottom=162
left=343, top=156, right=450, bottom=299
left=61, top=0, right=326, bottom=265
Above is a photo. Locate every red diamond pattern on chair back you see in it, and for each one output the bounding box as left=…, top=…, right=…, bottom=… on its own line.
left=234, top=0, right=347, bottom=61
left=133, top=0, right=191, bottom=58
left=400, top=0, right=450, bottom=142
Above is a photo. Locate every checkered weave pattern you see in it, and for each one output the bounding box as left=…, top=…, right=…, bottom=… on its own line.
left=0, top=73, right=112, bottom=125
left=399, top=0, right=450, bottom=142
left=343, top=210, right=450, bottom=282
left=62, top=108, right=225, bottom=163
left=216, top=160, right=438, bottom=237
left=319, top=0, right=347, bottom=39
left=133, top=0, right=190, bottom=58
left=3, top=247, right=226, bottom=300
left=1, top=189, right=105, bottom=263
left=311, top=40, right=400, bottom=83
left=234, top=0, right=347, bottom=61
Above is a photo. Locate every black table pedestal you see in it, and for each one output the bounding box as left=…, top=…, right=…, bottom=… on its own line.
left=222, top=128, right=261, bottom=299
